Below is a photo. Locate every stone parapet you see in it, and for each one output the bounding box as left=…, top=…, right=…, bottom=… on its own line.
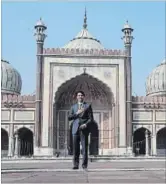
left=1, top=94, right=35, bottom=108
left=42, top=48, right=126, bottom=57
left=132, top=96, right=166, bottom=104
left=1, top=94, right=35, bottom=102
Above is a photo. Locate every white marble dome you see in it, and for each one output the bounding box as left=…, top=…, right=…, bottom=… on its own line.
left=1, top=60, right=22, bottom=95
left=63, top=28, right=104, bottom=50
left=146, top=59, right=166, bottom=96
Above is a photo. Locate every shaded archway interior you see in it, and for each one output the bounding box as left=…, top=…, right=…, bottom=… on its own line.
left=1, top=128, right=8, bottom=156
left=133, top=128, right=151, bottom=155
left=157, top=127, right=166, bottom=156
left=53, top=73, right=115, bottom=155
left=55, top=73, right=114, bottom=110
left=18, top=127, right=33, bottom=156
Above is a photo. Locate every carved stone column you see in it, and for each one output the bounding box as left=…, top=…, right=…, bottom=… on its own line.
left=8, top=124, right=14, bottom=157
left=14, top=133, right=19, bottom=157
left=145, top=130, right=149, bottom=156
left=8, top=136, right=14, bottom=157
left=152, top=125, right=157, bottom=156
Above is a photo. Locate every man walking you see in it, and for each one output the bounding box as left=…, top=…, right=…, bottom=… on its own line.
left=68, top=91, right=94, bottom=169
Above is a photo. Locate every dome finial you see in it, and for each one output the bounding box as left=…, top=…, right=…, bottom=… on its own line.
left=83, top=7, right=87, bottom=29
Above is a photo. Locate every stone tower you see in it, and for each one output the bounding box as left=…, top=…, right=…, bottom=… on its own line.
left=122, top=21, right=134, bottom=154
left=34, top=18, right=47, bottom=148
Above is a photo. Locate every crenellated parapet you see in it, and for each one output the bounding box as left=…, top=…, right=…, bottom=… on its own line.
left=43, top=48, right=126, bottom=57
left=132, top=96, right=166, bottom=109
left=1, top=94, right=35, bottom=108
left=132, top=96, right=166, bottom=103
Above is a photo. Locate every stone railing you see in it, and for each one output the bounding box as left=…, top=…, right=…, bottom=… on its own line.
left=132, top=96, right=166, bottom=103
left=43, top=48, right=126, bottom=57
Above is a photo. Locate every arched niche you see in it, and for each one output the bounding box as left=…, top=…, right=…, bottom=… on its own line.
left=1, top=128, right=9, bottom=157
left=133, top=127, right=151, bottom=156
left=52, top=73, right=115, bottom=155
left=17, top=127, right=34, bottom=156
left=156, top=127, right=166, bottom=156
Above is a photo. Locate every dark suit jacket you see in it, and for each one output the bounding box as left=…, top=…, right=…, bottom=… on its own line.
left=68, top=102, right=94, bottom=135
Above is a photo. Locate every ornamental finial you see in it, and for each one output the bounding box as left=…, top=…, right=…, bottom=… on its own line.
left=83, top=7, right=87, bottom=29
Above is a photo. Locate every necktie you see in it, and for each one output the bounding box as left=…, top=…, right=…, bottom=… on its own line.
left=79, top=103, right=82, bottom=109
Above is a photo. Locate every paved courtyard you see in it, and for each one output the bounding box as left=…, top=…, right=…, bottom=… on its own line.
left=1, top=160, right=166, bottom=183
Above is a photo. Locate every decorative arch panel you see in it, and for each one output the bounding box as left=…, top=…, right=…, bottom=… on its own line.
left=133, top=124, right=152, bottom=133
left=14, top=124, right=34, bottom=134
left=156, top=124, right=166, bottom=134
left=51, top=63, right=118, bottom=104
left=1, top=125, right=9, bottom=134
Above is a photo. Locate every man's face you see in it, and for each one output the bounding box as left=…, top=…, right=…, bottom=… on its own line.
left=77, top=92, right=85, bottom=102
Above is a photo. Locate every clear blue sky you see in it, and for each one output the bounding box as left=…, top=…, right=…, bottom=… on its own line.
left=2, top=1, right=165, bottom=96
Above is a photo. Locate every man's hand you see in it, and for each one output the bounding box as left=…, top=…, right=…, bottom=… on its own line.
left=79, top=124, right=87, bottom=130
left=76, top=108, right=84, bottom=115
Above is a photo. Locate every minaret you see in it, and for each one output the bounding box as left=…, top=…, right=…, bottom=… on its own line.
left=34, top=18, right=47, bottom=147
left=122, top=21, right=134, bottom=154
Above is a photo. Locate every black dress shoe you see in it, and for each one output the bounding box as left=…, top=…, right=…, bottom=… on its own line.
left=72, top=166, right=79, bottom=169
left=82, top=165, right=87, bottom=169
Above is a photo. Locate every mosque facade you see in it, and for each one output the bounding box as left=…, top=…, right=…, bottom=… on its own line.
left=1, top=12, right=166, bottom=158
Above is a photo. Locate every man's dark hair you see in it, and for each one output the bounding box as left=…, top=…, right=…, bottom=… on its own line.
left=75, top=90, right=85, bottom=97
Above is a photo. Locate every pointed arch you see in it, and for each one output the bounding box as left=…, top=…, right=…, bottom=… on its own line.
left=17, top=127, right=33, bottom=156
left=53, top=73, right=115, bottom=155
left=156, top=127, right=166, bottom=156
left=1, top=128, right=9, bottom=157
left=54, top=73, right=114, bottom=109
left=133, top=127, right=151, bottom=156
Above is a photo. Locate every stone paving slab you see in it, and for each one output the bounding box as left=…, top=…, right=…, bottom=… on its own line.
left=2, top=170, right=166, bottom=183
left=2, top=160, right=166, bottom=170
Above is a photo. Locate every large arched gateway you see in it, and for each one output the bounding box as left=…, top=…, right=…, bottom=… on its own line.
left=53, top=73, right=115, bottom=155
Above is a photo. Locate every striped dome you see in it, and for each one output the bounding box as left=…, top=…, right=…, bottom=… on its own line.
left=146, top=59, right=166, bottom=96
left=1, top=60, right=22, bottom=95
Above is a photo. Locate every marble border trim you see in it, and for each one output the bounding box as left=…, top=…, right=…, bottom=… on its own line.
left=49, top=62, right=120, bottom=150
left=50, top=63, right=118, bottom=67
